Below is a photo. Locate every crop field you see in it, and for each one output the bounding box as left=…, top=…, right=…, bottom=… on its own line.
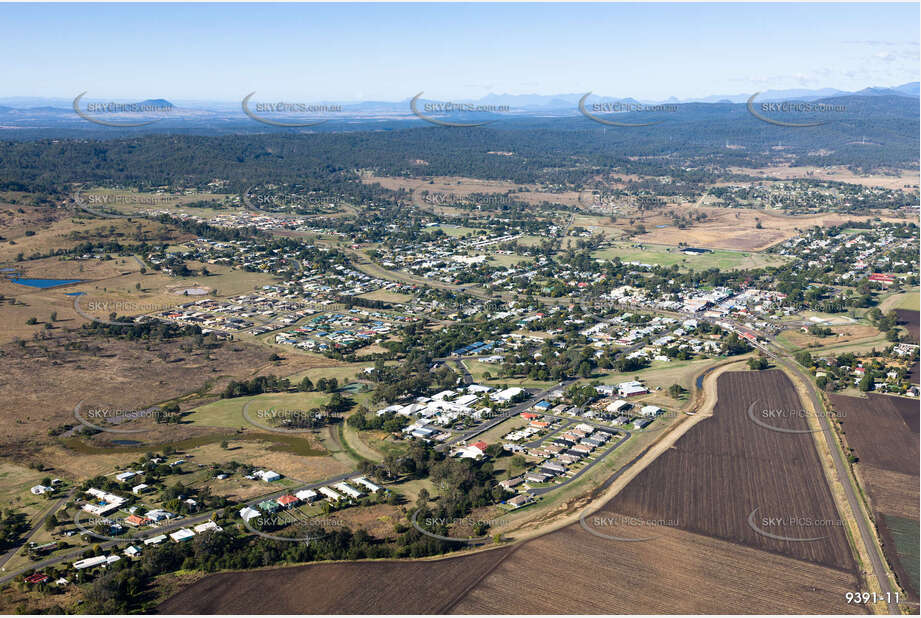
left=877, top=513, right=920, bottom=601
left=158, top=546, right=516, bottom=614
left=159, top=519, right=866, bottom=615
left=829, top=392, right=919, bottom=600
left=895, top=309, right=920, bottom=343
left=158, top=369, right=866, bottom=615
left=604, top=370, right=855, bottom=570
left=831, top=393, right=919, bottom=478
left=451, top=524, right=864, bottom=615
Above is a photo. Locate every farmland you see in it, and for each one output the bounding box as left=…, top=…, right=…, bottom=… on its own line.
left=158, top=547, right=516, bottom=614
left=829, top=392, right=920, bottom=600
left=604, top=370, right=855, bottom=570
left=895, top=309, right=920, bottom=343
left=157, top=368, right=867, bottom=615
left=450, top=524, right=864, bottom=615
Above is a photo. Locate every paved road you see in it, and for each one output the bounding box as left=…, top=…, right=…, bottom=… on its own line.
left=530, top=431, right=632, bottom=497
left=766, top=346, right=900, bottom=615
left=0, top=472, right=355, bottom=586
left=437, top=380, right=575, bottom=450
left=0, top=489, right=74, bottom=573
left=735, top=326, right=899, bottom=615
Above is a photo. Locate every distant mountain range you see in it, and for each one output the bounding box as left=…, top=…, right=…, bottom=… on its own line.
left=0, top=82, right=916, bottom=134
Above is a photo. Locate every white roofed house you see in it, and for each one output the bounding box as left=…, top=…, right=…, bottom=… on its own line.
left=169, top=528, right=196, bottom=543
left=605, top=399, right=631, bottom=413
left=144, top=534, right=167, bottom=546
left=333, top=482, right=363, bottom=500
left=295, top=489, right=319, bottom=502
left=239, top=506, right=260, bottom=521
left=351, top=477, right=381, bottom=493
left=491, top=387, right=524, bottom=402
left=193, top=520, right=223, bottom=534
left=319, top=486, right=344, bottom=502
left=617, top=381, right=648, bottom=397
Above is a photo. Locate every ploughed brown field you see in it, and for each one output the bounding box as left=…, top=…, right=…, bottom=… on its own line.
left=158, top=548, right=516, bottom=614
left=830, top=392, right=920, bottom=600
left=604, top=370, right=854, bottom=570
left=160, top=370, right=865, bottom=614
left=450, top=524, right=865, bottom=615
left=895, top=309, right=920, bottom=344
left=832, top=393, right=919, bottom=479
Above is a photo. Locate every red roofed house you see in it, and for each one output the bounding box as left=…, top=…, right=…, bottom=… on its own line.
left=472, top=441, right=488, bottom=452
left=520, top=412, right=539, bottom=420
left=125, top=514, right=152, bottom=527
left=24, top=573, right=49, bottom=584
left=276, top=494, right=299, bottom=508
left=869, top=273, right=895, bottom=285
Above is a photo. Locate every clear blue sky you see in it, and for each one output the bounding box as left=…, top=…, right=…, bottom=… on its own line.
left=1, top=3, right=918, bottom=101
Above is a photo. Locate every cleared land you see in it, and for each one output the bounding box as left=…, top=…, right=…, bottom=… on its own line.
left=605, top=370, right=855, bottom=570
left=450, top=524, right=864, bottom=615
left=159, top=367, right=866, bottom=615
left=630, top=207, right=907, bottom=251
left=829, top=392, right=920, bottom=600
left=591, top=241, right=787, bottom=271
left=724, top=165, right=920, bottom=190
left=831, top=393, right=919, bottom=478
left=895, top=309, right=920, bottom=344
left=158, top=547, right=516, bottom=614
left=776, top=324, right=881, bottom=351
left=362, top=174, right=585, bottom=210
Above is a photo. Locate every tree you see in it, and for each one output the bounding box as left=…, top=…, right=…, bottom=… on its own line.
left=794, top=351, right=813, bottom=367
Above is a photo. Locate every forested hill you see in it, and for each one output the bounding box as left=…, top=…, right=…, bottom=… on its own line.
left=0, top=93, right=916, bottom=194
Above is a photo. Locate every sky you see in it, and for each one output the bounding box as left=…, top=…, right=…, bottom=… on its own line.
left=1, top=2, right=918, bottom=102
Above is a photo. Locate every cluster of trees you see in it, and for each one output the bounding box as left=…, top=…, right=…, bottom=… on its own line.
left=221, top=375, right=292, bottom=398
left=81, top=318, right=205, bottom=342
left=0, top=509, right=28, bottom=551
left=347, top=409, right=410, bottom=433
